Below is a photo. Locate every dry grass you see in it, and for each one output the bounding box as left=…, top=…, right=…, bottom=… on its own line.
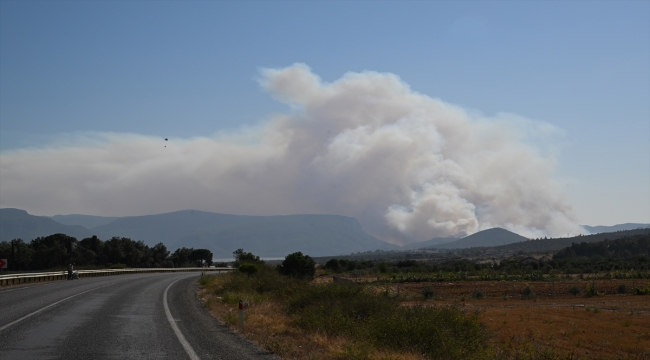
left=443, top=296, right=649, bottom=359
left=392, top=280, right=650, bottom=359
left=198, top=275, right=426, bottom=360
left=199, top=274, right=650, bottom=360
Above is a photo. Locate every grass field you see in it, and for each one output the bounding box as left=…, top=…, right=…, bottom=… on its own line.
left=199, top=272, right=650, bottom=360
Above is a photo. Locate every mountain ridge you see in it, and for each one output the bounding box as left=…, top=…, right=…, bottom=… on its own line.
left=432, top=227, right=529, bottom=249
left=1, top=208, right=398, bottom=257
left=0, top=208, right=93, bottom=241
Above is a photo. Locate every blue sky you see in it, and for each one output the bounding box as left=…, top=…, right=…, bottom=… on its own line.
left=1, top=1, right=648, bottom=236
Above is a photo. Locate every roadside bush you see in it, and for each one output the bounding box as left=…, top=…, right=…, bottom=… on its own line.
left=213, top=263, right=299, bottom=299
left=239, top=263, right=259, bottom=276
left=205, top=262, right=491, bottom=359
left=324, top=259, right=340, bottom=272
left=232, top=248, right=263, bottom=267
left=370, top=305, right=488, bottom=359
left=288, top=282, right=488, bottom=359
left=277, top=252, right=316, bottom=279
left=617, top=283, right=627, bottom=294
left=569, top=285, right=581, bottom=296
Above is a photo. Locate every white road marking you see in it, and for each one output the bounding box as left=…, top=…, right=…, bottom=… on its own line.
left=0, top=282, right=117, bottom=332
left=0, top=282, right=57, bottom=294
left=164, top=278, right=200, bottom=360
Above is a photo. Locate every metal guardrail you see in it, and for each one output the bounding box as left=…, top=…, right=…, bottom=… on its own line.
left=0, top=267, right=233, bottom=286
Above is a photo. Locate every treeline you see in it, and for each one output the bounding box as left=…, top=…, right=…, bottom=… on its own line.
left=0, top=233, right=213, bottom=271
left=322, top=234, right=650, bottom=277
left=553, top=234, right=649, bottom=260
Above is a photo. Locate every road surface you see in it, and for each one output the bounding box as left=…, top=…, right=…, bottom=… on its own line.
left=0, top=272, right=277, bottom=360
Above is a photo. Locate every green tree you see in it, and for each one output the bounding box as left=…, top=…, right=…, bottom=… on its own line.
left=148, top=242, right=172, bottom=267
left=239, top=263, right=259, bottom=276
left=0, top=239, right=33, bottom=271
left=171, top=247, right=194, bottom=267
left=324, top=259, right=340, bottom=272
left=30, top=234, right=78, bottom=269
left=277, top=252, right=315, bottom=279
left=189, top=248, right=213, bottom=267
left=232, top=248, right=262, bottom=267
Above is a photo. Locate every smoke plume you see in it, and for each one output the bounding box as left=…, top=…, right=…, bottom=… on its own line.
left=0, top=64, right=582, bottom=244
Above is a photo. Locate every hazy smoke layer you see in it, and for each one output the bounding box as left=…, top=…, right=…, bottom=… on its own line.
left=0, top=64, right=582, bottom=243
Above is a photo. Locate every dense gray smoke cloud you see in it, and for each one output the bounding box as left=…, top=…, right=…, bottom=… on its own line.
left=0, top=64, right=583, bottom=244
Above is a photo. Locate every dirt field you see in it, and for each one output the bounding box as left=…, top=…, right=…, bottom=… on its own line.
left=378, top=279, right=650, bottom=359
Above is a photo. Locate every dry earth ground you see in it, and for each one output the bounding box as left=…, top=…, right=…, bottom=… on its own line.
left=199, top=277, right=650, bottom=359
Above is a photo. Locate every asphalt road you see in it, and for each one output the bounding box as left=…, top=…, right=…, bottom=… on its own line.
left=0, top=272, right=278, bottom=360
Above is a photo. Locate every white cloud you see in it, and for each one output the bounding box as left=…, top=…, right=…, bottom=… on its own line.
left=0, top=64, right=583, bottom=244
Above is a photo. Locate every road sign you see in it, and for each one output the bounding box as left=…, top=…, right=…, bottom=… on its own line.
left=0, top=259, right=6, bottom=269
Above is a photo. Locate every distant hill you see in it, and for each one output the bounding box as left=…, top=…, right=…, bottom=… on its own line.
left=476, top=228, right=650, bottom=254
left=0, top=208, right=92, bottom=242
left=52, top=209, right=398, bottom=257
left=434, top=228, right=529, bottom=249
left=171, top=214, right=399, bottom=257
left=51, top=214, right=120, bottom=229
left=553, top=233, right=649, bottom=260
left=400, top=236, right=458, bottom=250
left=582, top=223, right=649, bottom=234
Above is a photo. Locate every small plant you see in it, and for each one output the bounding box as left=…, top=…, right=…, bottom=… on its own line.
left=337, top=343, right=373, bottom=360
left=633, top=282, right=650, bottom=295
left=569, top=285, right=581, bottom=296
left=472, top=289, right=485, bottom=299
left=224, top=309, right=238, bottom=325
left=521, top=286, right=535, bottom=300
left=623, top=320, right=631, bottom=327
left=585, top=306, right=600, bottom=313
left=422, top=287, right=435, bottom=299
left=617, top=283, right=628, bottom=294
left=585, top=283, right=604, bottom=297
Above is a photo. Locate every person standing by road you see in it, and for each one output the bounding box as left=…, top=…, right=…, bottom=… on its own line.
left=67, top=263, right=73, bottom=280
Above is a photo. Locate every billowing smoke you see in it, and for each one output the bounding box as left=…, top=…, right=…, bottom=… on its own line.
left=0, top=64, right=583, bottom=244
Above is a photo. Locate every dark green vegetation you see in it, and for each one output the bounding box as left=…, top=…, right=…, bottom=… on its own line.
left=232, top=248, right=263, bottom=267
left=238, top=263, right=259, bottom=276
left=471, top=228, right=650, bottom=255
left=201, top=263, right=489, bottom=360
left=320, top=234, right=650, bottom=283
left=276, top=251, right=316, bottom=279
left=0, top=233, right=214, bottom=271
left=553, top=235, right=649, bottom=261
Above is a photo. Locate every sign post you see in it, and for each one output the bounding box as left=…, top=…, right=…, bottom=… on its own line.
left=238, top=299, right=244, bottom=330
